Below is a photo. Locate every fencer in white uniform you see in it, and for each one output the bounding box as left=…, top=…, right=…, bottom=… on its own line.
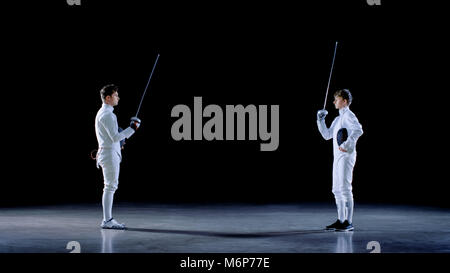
left=95, top=84, right=141, bottom=229
left=317, top=89, right=363, bottom=231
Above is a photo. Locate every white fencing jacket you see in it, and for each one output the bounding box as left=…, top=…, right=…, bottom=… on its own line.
left=317, top=106, right=363, bottom=157
left=95, top=104, right=135, bottom=164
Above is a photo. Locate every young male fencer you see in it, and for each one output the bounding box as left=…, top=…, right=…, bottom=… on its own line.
left=95, top=84, right=141, bottom=229
left=317, top=89, right=363, bottom=231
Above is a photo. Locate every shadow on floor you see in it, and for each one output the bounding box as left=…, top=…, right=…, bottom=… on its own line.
left=100, top=229, right=354, bottom=253
left=125, top=227, right=332, bottom=238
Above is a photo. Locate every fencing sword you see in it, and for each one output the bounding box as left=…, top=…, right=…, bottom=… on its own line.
left=322, top=41, right=338, bottom=110
left=131, top=53, right=160, bottom=124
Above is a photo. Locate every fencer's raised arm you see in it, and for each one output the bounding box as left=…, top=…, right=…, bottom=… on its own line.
left=339, top=112, right=363, bottom=152
left=317, top=117, right=338, bottom=141
left=99, top=112, right=135, bottom=144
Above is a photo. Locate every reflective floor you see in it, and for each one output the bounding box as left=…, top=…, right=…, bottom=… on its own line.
left=0, top=203, right=449, bottom=253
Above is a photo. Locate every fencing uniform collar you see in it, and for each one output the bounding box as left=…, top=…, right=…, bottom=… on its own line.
left=339, top=106, right=349, bottom=116
left=102, top=103, right=114, bottom=112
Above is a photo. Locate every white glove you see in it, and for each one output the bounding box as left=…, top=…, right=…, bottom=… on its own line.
left=317, top=109, right=328, bottom=121
left=130, top=117, right=141, bottom=131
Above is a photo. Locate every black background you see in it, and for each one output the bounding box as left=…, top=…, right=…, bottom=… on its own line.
left=2, top=1, right=448, bottom=207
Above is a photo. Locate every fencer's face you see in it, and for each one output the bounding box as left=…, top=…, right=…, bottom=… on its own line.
left=333, top=96, right=347, bottom=109
left=106, top=92, right=120, bottom=106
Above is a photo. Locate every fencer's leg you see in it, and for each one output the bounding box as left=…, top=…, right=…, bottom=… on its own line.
left=332, top=159, right=345, bottom=223
left=346, top=198, right=354, bottom=224
left=335, top=199, right=346, bottom=223
left=102, top=188, right=115, bottom=222
left=100, top=153, right=120, bottom=223
left=101, top=185, right=125, bottom=229
left=339, top=155, right=355, bottom=224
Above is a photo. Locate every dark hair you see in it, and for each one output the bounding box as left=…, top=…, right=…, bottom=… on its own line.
left=334, top=89, right=353, bottom=105
left=100, top=84, right=119, bottom=102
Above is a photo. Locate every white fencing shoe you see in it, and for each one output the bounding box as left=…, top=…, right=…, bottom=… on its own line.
left=101, top=218, right=126, bottom=230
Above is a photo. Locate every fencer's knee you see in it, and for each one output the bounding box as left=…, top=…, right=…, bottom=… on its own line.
left=333, top=191, right=343, bottom=202
left=103, top=183, right=118, bottom=193
left=332, top=188, right=341, bottom=199
left=341, top=190, right=353, bottom=202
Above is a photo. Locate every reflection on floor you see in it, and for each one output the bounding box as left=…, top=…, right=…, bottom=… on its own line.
left=0, top=203, right=449, bottom=253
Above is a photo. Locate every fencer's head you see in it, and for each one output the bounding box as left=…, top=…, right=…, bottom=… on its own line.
left=333, top=89, right=352, bottom=109
left=100, top=84, right=120, bottom=106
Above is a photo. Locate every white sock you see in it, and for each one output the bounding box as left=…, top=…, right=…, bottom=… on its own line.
left=102, top=190, right=114, bottom=222
left=336, top=199, right=346, bottom=222
left=346, top=199, right=354, bottom=224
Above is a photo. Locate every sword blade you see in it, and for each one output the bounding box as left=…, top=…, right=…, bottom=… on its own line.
left=323, top=42, right=338, bottom=110
left=135, top=53, right=160, bottom=117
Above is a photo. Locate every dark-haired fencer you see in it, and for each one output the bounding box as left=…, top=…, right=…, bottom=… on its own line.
left=95, top=84, right=141, bottom=229
left=317, top=89, right=363, bottom=231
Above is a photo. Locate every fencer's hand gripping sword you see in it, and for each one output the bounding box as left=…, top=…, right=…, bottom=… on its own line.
left=323, top=41, right=338, bottom=110
left=133, top=53, right=160, bottom=120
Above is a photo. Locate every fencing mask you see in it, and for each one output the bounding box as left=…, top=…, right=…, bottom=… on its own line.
left=337, top=128, right=348, bottom=146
